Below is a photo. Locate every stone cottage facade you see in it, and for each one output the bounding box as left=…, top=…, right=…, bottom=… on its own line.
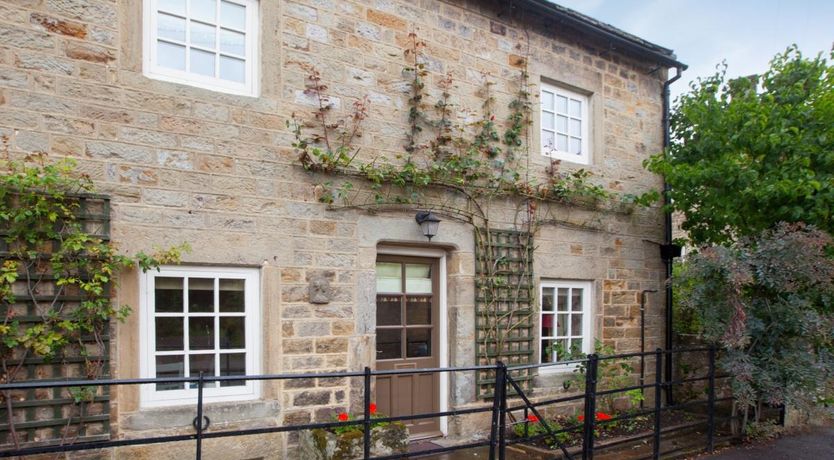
left=0, top=0, right=684, bottom=457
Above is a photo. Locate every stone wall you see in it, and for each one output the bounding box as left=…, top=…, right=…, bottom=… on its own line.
left=0, top=0, right=668, bottom=456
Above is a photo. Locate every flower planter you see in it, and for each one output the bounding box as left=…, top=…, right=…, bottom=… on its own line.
left=298, top=423, right=408, bottom=460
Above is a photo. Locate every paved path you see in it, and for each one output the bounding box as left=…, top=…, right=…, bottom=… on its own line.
left=702, top=426, right=834, bottom=459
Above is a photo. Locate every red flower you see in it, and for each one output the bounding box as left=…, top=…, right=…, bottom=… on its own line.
left=337, top=413, right=349, bottom=422
left=490, top=115, right=496, bottom=121
left=578, top=412, right=612, bottom=423
left=369, top=403, right=377, bottom=415
left=526, top=414, right=539, bottom=423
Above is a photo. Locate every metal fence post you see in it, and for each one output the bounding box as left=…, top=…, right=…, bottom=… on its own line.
left=706, top=346, right=716, bottom=452
left=581, top=354, right=598, bottom=460
left=498, top=362, right=507, bottom=460
left=195, top=372, right=204, bottom=460
left=653, top=349, right=663, bottom=460
left=363, top=367, right=372, bottom=460
left=488, top=362, right=505, bottom=460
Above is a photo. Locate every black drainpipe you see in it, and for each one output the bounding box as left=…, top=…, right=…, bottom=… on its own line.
left=640, top=289, right=657, bottom=409
left=661, top=66, right=684, bottom=406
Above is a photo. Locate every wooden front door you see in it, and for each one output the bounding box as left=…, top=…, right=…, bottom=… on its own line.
left=374, top=256, right=440, bottom=438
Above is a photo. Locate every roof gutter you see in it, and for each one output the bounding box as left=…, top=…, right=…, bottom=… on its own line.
left=521, top=0, right=688, bottom=70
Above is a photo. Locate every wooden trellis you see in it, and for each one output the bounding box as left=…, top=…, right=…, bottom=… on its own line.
left=474, top=228, right=535, bottom=399
left=0, top=194, right=112, bottom=447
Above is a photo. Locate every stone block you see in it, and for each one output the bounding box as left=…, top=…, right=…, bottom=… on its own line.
left=292, top=390, right=331, bottom=407
left=64, top=41, right=115, bottom=63
left=30, top=12, right=87, bottom=38
left=15, top=51, right=74, bottom=75
left=0, top=24, right=54, bottom=50
left=367, top=9, right=407, bottom=31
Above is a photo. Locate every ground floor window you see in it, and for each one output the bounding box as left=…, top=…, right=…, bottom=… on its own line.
left=140, top=266, right=260, bottom=407
left=539, top=280, right=592, bottom=371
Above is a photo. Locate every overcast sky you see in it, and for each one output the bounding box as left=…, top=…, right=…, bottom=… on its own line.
left=555, top=0, right=834, bottom=100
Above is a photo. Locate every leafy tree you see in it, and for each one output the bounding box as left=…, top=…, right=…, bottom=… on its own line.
left=646, top=47, right=834, bottom=245
left=675, top=223, right=834, bottom=429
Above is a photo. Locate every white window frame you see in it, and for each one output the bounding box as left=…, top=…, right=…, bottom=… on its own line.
left=540, top=82, right=590, bottom=164
left=143, top=0, right=259, bottom=96
left=538, top=280, right=593, bottom=374
left=139, top=266, right=261, bottom=408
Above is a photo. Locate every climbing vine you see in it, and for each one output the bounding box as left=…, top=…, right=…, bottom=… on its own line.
left=289, top=32, right=651, bottom=394
left=0, top=142, right=187, bottom=448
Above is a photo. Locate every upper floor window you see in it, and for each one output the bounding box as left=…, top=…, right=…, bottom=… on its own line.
left=539, top=280, right=593, bottom=372
left=143, top=0, right=259, bottom=96
left=140, top=266, right=260, bottom=407
left=540, top=82, right=590, bottom=164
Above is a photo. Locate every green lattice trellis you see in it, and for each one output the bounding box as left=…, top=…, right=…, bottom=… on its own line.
left=474, top=228, right=535, bottom=399
left=0, top=195, right=112, bottom=447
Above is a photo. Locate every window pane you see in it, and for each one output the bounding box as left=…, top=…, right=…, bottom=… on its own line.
left=190, top=0, right=216, bottom=23
left=570, top=137, right=582, bottom=155
left=541, top=313, right=554, bottom=337
left=219, top=352, right=246, bottom=387
left=155, top=277, right=183, bottom=312
left=556, top=115, right=568, bottom=133
left=376, top=328, right=401, bottom=360
left=554, top=339, right=568, bottom=361
left=569, top=118, right=582, bottom=137
left=189, top=354, right=216, bottom=387
left=219, top=278, right=245, bottom=312
left=376, top=263, right=401, bottom=293
left=557, top=313, right=569, bottom=336
left=542, top=111, right=554, bottom=130
left=557, top=95, right=568, bottom=113
left=572, top=289, right=583, bottom=312
left=156, top=355, right=184, bottom=391
left=571, top=314, right=583, bottom=337
left=189, top=317, right=215, bottom=350
left=542, top=130, right=555, bottom=151
left=159, top=0, right=186, bottom=15
left=158, top=13, right=186, bottom=42
left=156, top=317, right=183, bottom=351
left=405, top=264, right=432, bottom=293
left=541, top=339, right=554, bottom=363
left=406, top=328, right=431, bottom=358
left=541, top=90, right=554, bottom=110
left=556, top=134, right=568, bottom=152
left=557, top=288, right=569, bottom=311
left=188, top=278, right=214, bottom=312
left=219, top=55, right=245, bottom=82
left=569, top=99, right=582, bottom=117
left=157, top=41, right=186, bottom=70
left=376, top=295, right=401, bottom=326
left=220, top=28, right=245, bottom=55
left=219, top=317, right=245, bottom=349
left=220, top=1, right=246, bottom=29
left=541, top=288, right=554, bottom=312
left=190, top=20, right=216, bottom=49
left=406, top=295, right=431, bottom=325
left=190, top=48, right=216, bottom=77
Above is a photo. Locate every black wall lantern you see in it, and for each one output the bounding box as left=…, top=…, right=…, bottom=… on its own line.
left=415, top=211, right=441, bottom=241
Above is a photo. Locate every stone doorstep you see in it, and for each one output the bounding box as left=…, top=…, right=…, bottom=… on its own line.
left=513, top=419, right=736, bottom=460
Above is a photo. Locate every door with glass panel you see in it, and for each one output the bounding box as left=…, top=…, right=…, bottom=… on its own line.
left=375, top=257, right=440, bottom=437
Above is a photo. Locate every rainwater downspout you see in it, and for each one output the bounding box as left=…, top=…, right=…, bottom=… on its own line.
left=640, top=289, right=657, bottom=409
left=662, top=66, right=684, bottom=406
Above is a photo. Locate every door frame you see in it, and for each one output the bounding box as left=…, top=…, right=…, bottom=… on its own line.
left=376, top=246, right=448, bottom=436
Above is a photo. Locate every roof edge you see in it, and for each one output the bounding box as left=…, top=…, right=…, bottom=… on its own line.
left=521, top=0, right=688, bottom=70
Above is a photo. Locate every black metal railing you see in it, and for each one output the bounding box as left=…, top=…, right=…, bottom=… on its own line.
left=0, top=346, right=745, bottom=459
